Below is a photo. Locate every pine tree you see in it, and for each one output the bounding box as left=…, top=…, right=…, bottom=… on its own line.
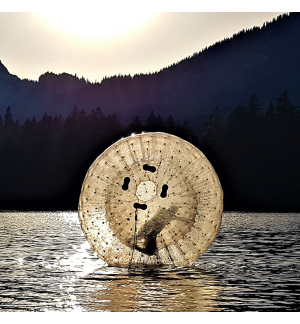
left=4, top=106, right=13, bottom=127
left=203, top=107, right=225, bottom=144
left=165, top=115, right=175, bottom=133
left=275, top=91, right=297, bottom=120
left=155, top=115, right=165, bottom=131
left=247, top=94, right=261, bottom=117
left=128, top=116, right=143, bottom=134
left=265, top=101, right=276, bottom=146
left=146, top=111, right=157, bottom=131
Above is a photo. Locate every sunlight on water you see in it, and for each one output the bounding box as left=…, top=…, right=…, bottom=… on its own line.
left=0, top=211, right=299, bottom=311
left=58, top=241, right=106, bottom=276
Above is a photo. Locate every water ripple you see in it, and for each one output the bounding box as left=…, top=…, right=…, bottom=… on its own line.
left=0, top=212, right=299, bottom=311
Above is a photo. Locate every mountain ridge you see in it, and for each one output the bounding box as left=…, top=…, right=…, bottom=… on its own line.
left=1, top=12, right=300, bottom=139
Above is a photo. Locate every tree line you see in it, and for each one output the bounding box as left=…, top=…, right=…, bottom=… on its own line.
left=0, top=107, right=197, bottom=210
left=1, top=90, right=300, bottom=212
left=201, top=91, right=300, bottom=212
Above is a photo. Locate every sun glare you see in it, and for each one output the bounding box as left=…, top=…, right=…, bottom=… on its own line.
left=39, top=12, right=155, bottom=39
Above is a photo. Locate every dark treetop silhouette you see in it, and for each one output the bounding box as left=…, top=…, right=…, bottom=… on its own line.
left=1, top=90, right=300, bottom=212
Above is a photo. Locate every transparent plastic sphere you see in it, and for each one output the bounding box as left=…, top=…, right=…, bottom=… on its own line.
left=78, top=133, right=223, bottom=268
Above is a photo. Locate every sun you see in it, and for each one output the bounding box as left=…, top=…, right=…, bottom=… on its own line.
left=39, top=11, right=155, bottom=39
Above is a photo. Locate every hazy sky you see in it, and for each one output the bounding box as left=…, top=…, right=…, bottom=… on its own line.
left=0, top=11, right=286, bottom=82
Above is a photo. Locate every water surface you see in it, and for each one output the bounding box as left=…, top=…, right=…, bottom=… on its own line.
left=0, top=212, right=299, bottom=311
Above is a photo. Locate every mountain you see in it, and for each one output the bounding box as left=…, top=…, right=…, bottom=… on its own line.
left=1, top=12, right=300, bottom=138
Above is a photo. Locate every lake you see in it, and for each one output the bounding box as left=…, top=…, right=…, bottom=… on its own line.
left=0, top=211, right=299, bottom=312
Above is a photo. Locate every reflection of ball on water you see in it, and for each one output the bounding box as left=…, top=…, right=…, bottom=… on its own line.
left=78, top=132, right=223, bottom=268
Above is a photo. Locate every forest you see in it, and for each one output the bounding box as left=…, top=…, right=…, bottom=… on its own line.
left=0, top=90, right=299, bottom=212
left=202, top=91, right=300, bottom=212
left=0, top=107, right=197, bottom=210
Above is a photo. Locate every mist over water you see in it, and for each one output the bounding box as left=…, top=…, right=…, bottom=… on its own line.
left=0, top=212, right=299, bottom=311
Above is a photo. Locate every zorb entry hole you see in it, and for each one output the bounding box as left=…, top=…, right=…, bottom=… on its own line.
left=133, top=203, right=148, bottom=210
left=122, top=177, right=131, bottom=190
left=160, top=184, right=169, bottom=198
left=143, top=164, right=157, bottom=173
